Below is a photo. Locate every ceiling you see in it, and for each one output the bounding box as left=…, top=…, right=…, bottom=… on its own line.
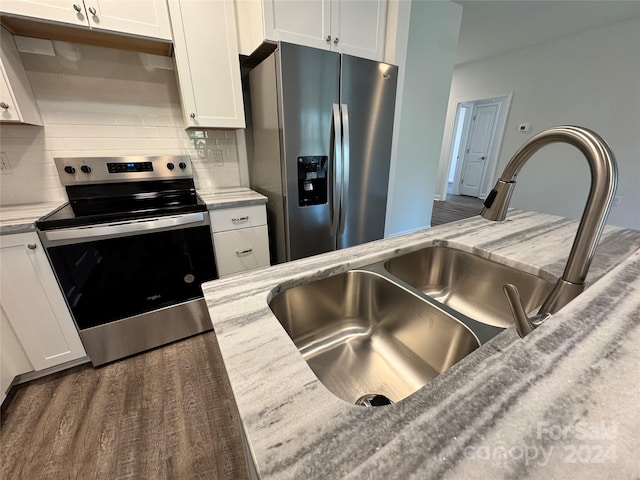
left=453, top=0, right=640, bottom=65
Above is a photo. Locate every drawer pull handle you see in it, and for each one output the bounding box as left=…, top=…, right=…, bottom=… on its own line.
left=231, top=216, right=249, bottom=222
left=236, top=248, right=253, bottom=256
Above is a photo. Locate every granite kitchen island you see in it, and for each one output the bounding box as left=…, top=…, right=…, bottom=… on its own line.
left=202, top=210, right=640, bottom=479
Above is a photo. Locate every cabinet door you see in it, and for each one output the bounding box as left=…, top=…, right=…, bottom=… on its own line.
left=0, top=27, right=42, bottom=125
left=331, top=0, right=387, bottom=61
left=85, top=0, right=172, bottom=40
left=263, top=0, right=331, bottom=51
left=210, top=205, right=267, bottom=233
left=169, top=0, right=245, bottom=128
left=1, top=309, right=32, bottom=401
left=0, top=69, right=21, bottom=122
left=0, top=233, right=86, bottom=371
left=0, top=0, right=90, bottom=27
left=212, top=225, right=270, bottom=277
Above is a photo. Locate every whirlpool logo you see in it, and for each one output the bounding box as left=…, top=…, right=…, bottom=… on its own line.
left=147, top=294, right=162, bottom=301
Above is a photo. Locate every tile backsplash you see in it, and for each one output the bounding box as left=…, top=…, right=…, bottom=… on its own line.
left=0, top=40, right=244, bottom=206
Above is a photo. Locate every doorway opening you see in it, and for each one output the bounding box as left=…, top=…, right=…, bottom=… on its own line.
left=440, top=94, right=511, bottom=201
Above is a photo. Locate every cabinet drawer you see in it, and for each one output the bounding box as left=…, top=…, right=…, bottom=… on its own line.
left=213, top=225, right=270, bottom=277
left=210, top=205, right=267, bottom=233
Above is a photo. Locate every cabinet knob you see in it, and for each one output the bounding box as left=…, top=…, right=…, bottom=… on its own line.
left=27, top=243, right=37, bottom=250
left=325, top=35, right=331, bottom=42
left=333, top=37, right=339, bottom=45
left=88, top=6, right=97, bottom=15
left=73, top=3, right=82, bottom=13
left=236, top=248, right=253, bottom=256
left=190, top=112, right=196, bottom=119
left=231, top=216, right=249, bottom=222
left=0, top=102, right=9, bottom=110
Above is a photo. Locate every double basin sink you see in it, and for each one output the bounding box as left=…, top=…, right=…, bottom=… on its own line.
left=269, top=245, right=554, bottom=406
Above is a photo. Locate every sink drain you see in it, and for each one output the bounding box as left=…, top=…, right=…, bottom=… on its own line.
left=355, top=394, right=393, bottom=407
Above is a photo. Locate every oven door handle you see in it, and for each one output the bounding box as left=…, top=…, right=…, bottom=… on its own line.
left=42, top=212, right=207, bottom=242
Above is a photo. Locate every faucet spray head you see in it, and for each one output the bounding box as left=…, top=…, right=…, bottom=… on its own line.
left=481, top=180, right=516, bottom=221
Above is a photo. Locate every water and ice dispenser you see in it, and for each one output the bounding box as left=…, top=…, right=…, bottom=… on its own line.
left=297, top=156, right=328, bottom=206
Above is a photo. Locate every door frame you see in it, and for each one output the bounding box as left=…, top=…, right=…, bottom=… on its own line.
left=436, top=93, right=512, bottom=200
left=449, top=102, right=473, bottom=195
left=457, top=100, right=501, bottom=197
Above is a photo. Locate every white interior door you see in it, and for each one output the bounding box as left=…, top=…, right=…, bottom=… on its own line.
left=459, top=103, right=498, bottom=197
left=450, top=104, right=472, bottom=194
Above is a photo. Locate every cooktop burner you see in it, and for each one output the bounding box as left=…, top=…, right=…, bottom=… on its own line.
left=37, top=156, right=207, bottom=230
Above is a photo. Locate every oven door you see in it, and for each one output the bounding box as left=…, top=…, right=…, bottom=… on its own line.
left=39, top=212, right=217, bottom=331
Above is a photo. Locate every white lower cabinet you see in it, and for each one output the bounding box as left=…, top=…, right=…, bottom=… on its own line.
left=1, top=308, right=31, bottom=402
left=213, top=225, right=270, bottom=277
left=0, top=232, right=86, bottom=373
left=210, top=204, right=270, bottom=277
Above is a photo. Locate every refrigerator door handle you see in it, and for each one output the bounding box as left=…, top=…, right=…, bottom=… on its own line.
left=330, top=103, right=343, bottom=237
left=338, top=103, right=350, bottom=235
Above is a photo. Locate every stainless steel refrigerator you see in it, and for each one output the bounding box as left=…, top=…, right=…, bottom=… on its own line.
left=248, top=42, right=398, bottom=263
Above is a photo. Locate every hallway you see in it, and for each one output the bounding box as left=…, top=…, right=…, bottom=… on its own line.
left=431, top=194, right=484, bottom=226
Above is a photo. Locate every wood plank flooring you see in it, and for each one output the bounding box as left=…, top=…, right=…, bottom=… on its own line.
left=431, top=194, right=484, bottom=226
left=1, top=331, right=249, bottom=480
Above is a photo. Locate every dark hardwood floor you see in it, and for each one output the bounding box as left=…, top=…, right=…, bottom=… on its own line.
left=1, top=331, right=249, bottom=480
left=431, top=194, right=484, bottom=226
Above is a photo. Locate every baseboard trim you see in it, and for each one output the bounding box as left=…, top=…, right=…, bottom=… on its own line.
left=2, top=356, right=91, bottom=415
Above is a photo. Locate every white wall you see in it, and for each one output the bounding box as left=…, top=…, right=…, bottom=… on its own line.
left=384, top=0, right=462, bottom=237
left=0, top=41, right=244, bottom=206
left=437, top=17, right=640, bottom=229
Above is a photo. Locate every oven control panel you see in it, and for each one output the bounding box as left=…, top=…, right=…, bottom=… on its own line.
left=107, top=161, right=154, bottom=173
left=54, top=156, right=194, bottom=186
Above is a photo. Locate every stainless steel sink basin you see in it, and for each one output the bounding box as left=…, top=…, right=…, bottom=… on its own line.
left=384, top=246, right=554, bottom=328
left=269, top=270, right=479, bottom=405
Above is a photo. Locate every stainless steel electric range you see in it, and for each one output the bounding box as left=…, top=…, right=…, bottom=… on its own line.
left=36, top=156, right=217, bottom=366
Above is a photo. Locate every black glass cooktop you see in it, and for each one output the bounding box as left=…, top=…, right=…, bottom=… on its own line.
left=37, top=179, right=207, bottom=231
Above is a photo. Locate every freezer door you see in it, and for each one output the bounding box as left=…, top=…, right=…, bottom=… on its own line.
left=279, top=43, right=340, bottom=261
left=339, top=55, right=398, bottom=249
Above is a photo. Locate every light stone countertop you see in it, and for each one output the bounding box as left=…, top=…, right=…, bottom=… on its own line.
left=0, top=202, right=64, bottom=235
left=202, top=210, right=640, bottom=479
left=198, top=187, right=267, bottom=210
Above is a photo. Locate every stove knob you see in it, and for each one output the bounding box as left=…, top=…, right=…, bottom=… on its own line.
left=80, top=165, right=91, bottom=174
left=179, top=162, right=187, bottom=170
left=167, top=162, right=175, bottom=171
left=64, top=166, right=76, bottom=174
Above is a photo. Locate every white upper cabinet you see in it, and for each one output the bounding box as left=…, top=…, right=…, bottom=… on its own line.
left=0, top=0, right=172, bottom=40
left=0, top=0, right=90, bottom=28
left=262, top=0, right=330, bottom=51
left=83, top=0, right=172, bottom=39
left=236, top=0, right=387, bottom=61
left=169, top=0, right=245, bottom=128
left=329, top=0, right=386, bottom=60
left=0, top=26, right=42, bottom=125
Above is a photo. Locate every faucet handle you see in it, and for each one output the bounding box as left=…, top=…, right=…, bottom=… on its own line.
left=503, top=284, right=550, bottom=338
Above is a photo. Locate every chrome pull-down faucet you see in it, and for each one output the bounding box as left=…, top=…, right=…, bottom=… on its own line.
left=481, top=126, right=618, bottom=337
